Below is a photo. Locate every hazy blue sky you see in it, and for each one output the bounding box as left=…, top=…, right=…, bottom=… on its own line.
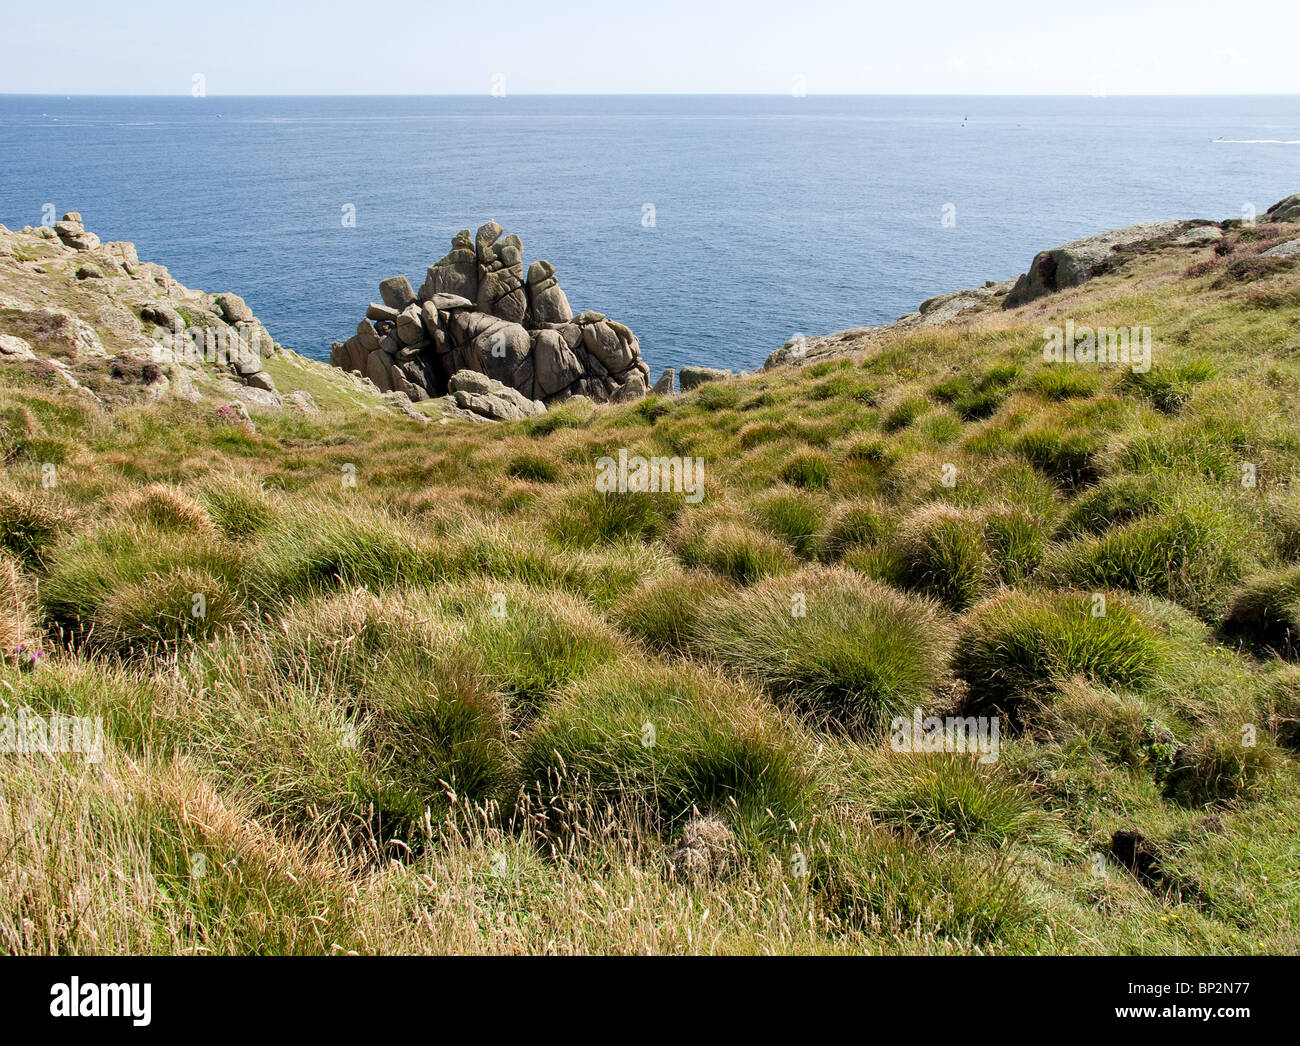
left=1, top=0, right=1293, bottom=95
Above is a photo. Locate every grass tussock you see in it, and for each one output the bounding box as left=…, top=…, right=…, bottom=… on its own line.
left=890, top=503, right=991, bottom=610
left=1046, top=495, right=1255, bottom=618
left=0, top=485, right=75, bottom=567
left=692, top=566, right=951, bottom=734
left=0, top=552, right=38, bottom=655
left=860, top=752, right=1058, bottom=847
left=676, top=519, right=796, bottom=584
left=954, top=590, right=1167, bottom=718
left=1220, top=566, right=1300, bottom=657
left=519, top=660, right=817, bottom=845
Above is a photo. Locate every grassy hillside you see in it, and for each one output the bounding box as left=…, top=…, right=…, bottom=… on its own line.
left=2, top=217, right=1299, bottom=955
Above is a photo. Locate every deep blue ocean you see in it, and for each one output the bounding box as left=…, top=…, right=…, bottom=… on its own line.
left=1, top=95, right=1297, bottom=374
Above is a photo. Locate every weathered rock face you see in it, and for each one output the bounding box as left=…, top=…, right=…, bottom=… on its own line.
left=1002, top=221, right=1191, bottom=308
left=1, top=213, right=286, bottom=406
left=1173, top=225, right=1224, bottom=246
left=476, top=228, right=527, bottom=323
left=379, top=275, right=417, bottom=311
left=331, top=222, right=650, bottom=408
left=1262, top=238, right=1300, bottom=259
left=1267, top=194, right=1300, bottom=224
left=0, top=333, right=36, bottom=361
left=53, top=215, right=101, bottom=252
left=680, top=365, right=733, bottom=391
left=444, top=368, right=546, bottom=422
left=214, top=292, right=256, bottom=324
left=526, top=259, right=572, bottom=324
left=420, top=229, right=478, bottom=301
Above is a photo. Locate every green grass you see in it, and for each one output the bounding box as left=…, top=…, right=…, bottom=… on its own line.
left=890, top=504, right=991, bottom=610
left=519, top=660, right=817, bottom=843
left=1159, top=730, right=1279, bottom=807
left=882, top=395, right=929, bottom=432
left=780, top=450, right=833, bottom=490
left=819, top=498, right=892, bottom=560
left=40, top=522, right=249, bottom=648
left=1057, top=473, right=1164, bottom=538
left=810, top=817, right=1037, bottom=945
left=1047, top=496, right=1256, bottom=618
left=953, top=590, right=1168, bottom=719
left=676, top=518, right=796, bottom=583
left=196, top=471, right=283, bottom=537
left=981, top=503, right=1050, bottom=583
left=1026, top=367, right=1101, bottom=401
left=749, top=488, right=826, bottom=558
left=691, top=566, right=951, bottom=734
left=858, top=752, right=1057, bottom=846
left=1220, top=565, right=1300, bottom=656
left=551, top=488, right=683, bottom=545
left=1118, top=361, right=1216, bottom=414
left=1013, top=428, right=1103, bottom=489
left=507, top=452, right=561, bottom=483
left=931, top=363, right=1022, bottom=420
left=0, top=485, right=74, bottom=567
left=611, top=568, right=733, bottom=653
left=4, top=216, right=1300, bottom=954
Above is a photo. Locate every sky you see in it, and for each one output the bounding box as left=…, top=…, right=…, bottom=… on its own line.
left=0, top=0, right=1295, bottom=95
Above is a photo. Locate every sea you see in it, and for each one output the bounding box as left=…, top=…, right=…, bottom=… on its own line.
left=1, top=94, right=1296, bottom=375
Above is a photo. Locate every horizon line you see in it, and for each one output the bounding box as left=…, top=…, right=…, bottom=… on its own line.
left=3, top=91, right=1300, bottom=99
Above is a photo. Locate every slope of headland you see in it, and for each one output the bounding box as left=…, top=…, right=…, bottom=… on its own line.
left=1, top=196, right=1299, bottom=955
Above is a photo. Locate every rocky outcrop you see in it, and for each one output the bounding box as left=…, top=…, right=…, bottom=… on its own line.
left=763, top=197, right=1300, bottom=372
left=437, top=369, right=547, bottom=422
left=679, top=365, right=733, bottom=391
left=1001, top=201, right=1300, bottom=308
left=330, top=222, right=650, bottom=408
left=0, top=213, right=283, bottom=405
left=526, top=260, right=571, bottom=325
left=1002, top=221, right=1193, bottom=308
left=1267, top=194, right=1300, bottom=224
left=763, top=279, right=1019, bottom=370
left=0, top=333, right=36, bottom=361
left=53, top=212, right=101, bottom=252
left=1262, top=238, right=1300, bottom=259
left=917, top=280, right=1017, bottom=323
left=0, top=213, right=414, bottom=423
left=1173, top=225, right=1223, bottom=246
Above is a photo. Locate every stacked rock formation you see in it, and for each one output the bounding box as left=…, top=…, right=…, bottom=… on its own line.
left=330, top=222, right=650, bottom=406
left=51, top=211, right=101, bottom=251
